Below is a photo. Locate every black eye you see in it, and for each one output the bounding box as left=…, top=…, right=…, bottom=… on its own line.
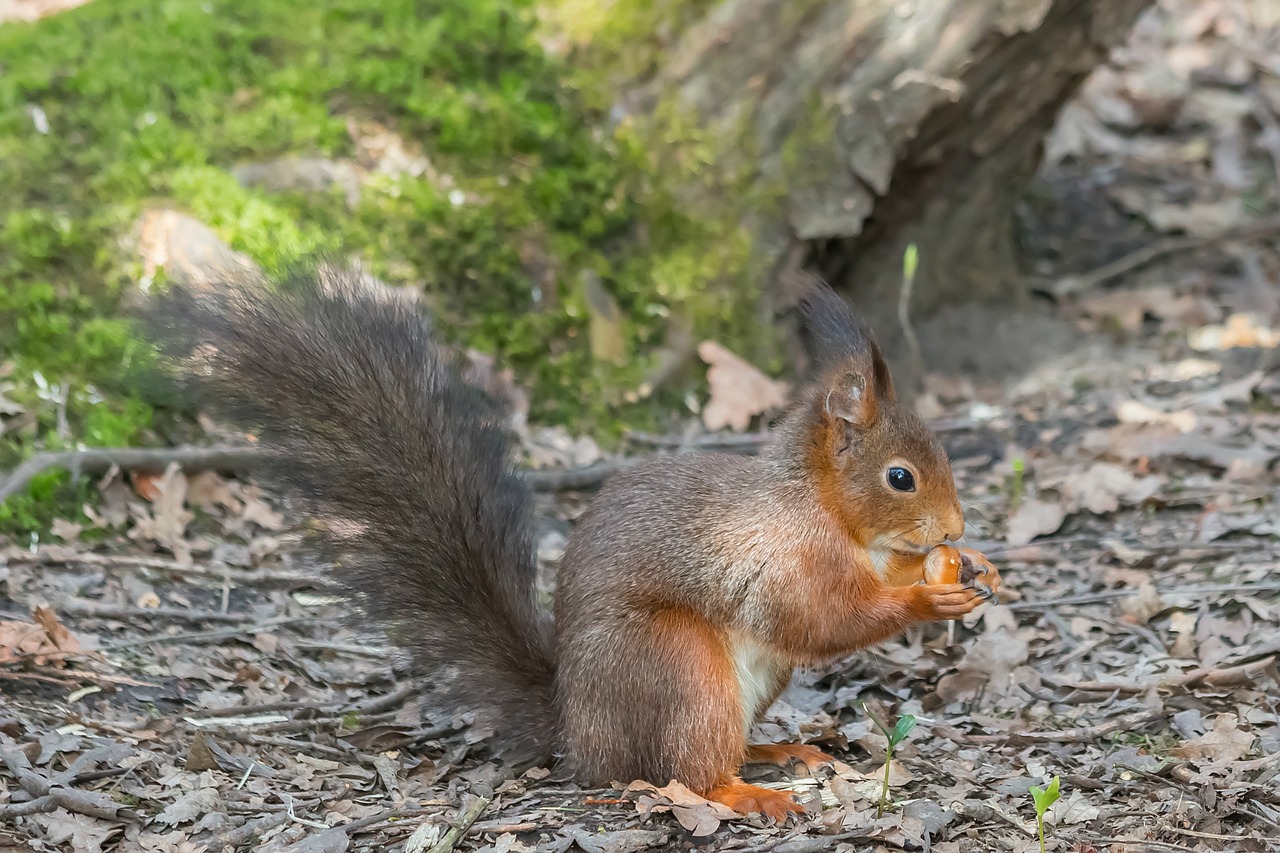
left=886, top=467, right=916, bottom=492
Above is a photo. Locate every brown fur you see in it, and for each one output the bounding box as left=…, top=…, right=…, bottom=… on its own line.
left=148, top=265, right=999, bottom=822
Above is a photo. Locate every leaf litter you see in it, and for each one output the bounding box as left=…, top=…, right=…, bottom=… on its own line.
left=4, top=0, right=1280, bottom=851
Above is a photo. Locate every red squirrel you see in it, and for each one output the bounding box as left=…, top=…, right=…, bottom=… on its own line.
left=147, top=263, right=1000, bottom=822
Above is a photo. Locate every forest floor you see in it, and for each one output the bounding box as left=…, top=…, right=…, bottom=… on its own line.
left=4, top=1, right=1280, bottom=852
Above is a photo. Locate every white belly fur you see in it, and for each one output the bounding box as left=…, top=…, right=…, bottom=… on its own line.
left=730, top=635, right=784, bottom=737
left=865, top=546, right=892, bottom=581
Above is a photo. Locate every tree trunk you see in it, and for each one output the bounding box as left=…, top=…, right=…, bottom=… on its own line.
left=636, top=0, right=1154, bottom=338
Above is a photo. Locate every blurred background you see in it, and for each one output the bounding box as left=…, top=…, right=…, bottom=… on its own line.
left=0, top=0, right=1278, bottom=534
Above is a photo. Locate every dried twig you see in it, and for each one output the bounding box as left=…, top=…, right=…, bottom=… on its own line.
left=1042, top=655, right=1277, bottom=694
left=103, top=616, right=318, bottom=651
left=943, top=709, right=1164, bottom=746
left=196, top=682, right=414, bottom=719
left=59, top=600, right=252, bottom=624
left=1009, top=581, right=1280, bottom=611
left=522, top=458, right=642, bottom=491
left=1050, top=215, right=1280, bottom=297
left=428, top=796, right=491, bottom=853
left=0, top=443, right=641, bottom=498
left=0, top=445, right=261, bottom=502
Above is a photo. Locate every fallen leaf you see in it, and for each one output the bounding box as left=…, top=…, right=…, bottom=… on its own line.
left=33, top=810, right=116, bottom=853
left=1045, top=791, right=1101, bottom=825
left=1, top=606, right=84, bottom=667
left=1060, top=462, right=1161, bottom=514
left=185, top=471, right=242, bottom=514
left=127, top=463, right=195, bottom=564
left=1168, top=610, right=1198, bottom=659
left=698, top=341, right=789, bottom=433
left=936, top=607, right=1030, bottom=702
left=1189, top=313, right=1279, bottom=351
left=1005, top=499, right=1067, bottom=546
left=1115, top=399, right=1197, bottom=432
left=239, top=486, right=286, bottom=532
left=567, top=827, right=671, bottom=853
left=1118, top=581, right=1164, bottom=626
left=628, top=779, right=739, bottom=836
left=184, top=730, right=221, bottom=772
left=50, top=518, right=83, bottom=540
left=1170, top=713, right=1255, bottom=764
left=403, top=822, right=443, bottom=853
left=154, top=786, right=223, bottom=827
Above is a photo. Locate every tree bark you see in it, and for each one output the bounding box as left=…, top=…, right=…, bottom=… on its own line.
left=637, top=0, right=1154, bottom=335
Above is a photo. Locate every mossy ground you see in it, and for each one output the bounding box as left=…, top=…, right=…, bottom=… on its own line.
left=0, top=0, right=778, bottom=534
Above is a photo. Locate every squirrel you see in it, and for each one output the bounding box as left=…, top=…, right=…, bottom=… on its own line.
left=145, top=262, right=1001, bottom=822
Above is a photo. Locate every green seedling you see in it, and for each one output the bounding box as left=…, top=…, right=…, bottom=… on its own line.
left=898, top=243, right=924, bottom=396
left=1029, top=775, right=1061, bottom=853
left=864, top=705, right=917, bottom=816
left=1010, top=457, right=1025, bottom=510
left=902, top=243, right=920, bottom=281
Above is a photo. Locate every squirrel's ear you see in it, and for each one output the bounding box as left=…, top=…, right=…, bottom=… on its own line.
left=824, top=370, right=877, bottom=428
left=868, top=341, right=895, bottom=402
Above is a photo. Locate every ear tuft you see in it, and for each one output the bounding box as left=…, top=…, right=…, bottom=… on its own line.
left=824, top=370, right=876, bottom=427
left=787, top=271, right=896, bottom=401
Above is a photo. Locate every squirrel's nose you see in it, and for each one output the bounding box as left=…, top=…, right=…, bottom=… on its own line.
left=941, top=510, right=965, bottom=543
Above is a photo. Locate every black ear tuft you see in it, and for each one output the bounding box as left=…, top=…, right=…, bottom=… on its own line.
left=788, top=271, right=895, bottom=401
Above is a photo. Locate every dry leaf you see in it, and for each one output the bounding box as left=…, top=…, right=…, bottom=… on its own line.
left=1045, top=791, right=1101, bottom=826
left=239, top=486, right=286, bottom=531
left=1189, top=313, right=1279, bottom=351
left=128, top=463, right=195, bottom=563
left=936, top=607, right=1029, bottom=702
left=1, top=606, right=84, bottom=667
left=629, top=779, right=739, bottom=836
left=1005, top=499, right=1066, bottom=546
left=1060, top=462, right=1161, bottom=514
left=153, top=787, right=224, bottom=827
left=50, top=518, right=83, bottom=540
left=1115, top=400, right=1197, bottom=432
left=567, top=827, right=671, bottom=853
left=1168, top=610, right=1198, bottom=659
left=186, top=471, right=242, bottom=513
left=183, top=730, right=221, bottom=772
left=1118, top=581, right=1164, bottom=625
left=698, top=341, right=789, bottom=433
left=1170, top=713, right=1255, bottom=764
left=33, top=810, right=116, bottom=853
left=32, top=605, right=81, bottom=656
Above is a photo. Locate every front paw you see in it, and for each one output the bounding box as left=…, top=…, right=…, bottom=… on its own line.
left=916, top=582, right=986, bottom=620
left=957, top=548, right=1001, bottom=603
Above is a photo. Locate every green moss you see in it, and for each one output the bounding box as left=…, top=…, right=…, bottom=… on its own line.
left=0, top=0, right=783, bottom=535
left=541, top=0, right=722, bottom=83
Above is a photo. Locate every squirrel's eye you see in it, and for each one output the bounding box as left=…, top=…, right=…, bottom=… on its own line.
left=886, top=466, right=916, bottom=493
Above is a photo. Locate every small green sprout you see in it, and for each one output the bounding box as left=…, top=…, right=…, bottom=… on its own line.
left=1010, top=457, right=1025, bottom=510
left=902, top=243, right=920, bottom=281
left=898, top=243, right=923, bottom=396
left=1029, top=775, right=1061, bottom=853
left=864, top=705, right=917, bottom=816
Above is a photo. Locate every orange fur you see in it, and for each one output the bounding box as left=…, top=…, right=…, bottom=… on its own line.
left=706, top=778, right=808, bottom=821
left=745, top=743, right=834, bottom=773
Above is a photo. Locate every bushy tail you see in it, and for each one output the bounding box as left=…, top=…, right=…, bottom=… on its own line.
left=145, top=262, right=556, bottom=763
